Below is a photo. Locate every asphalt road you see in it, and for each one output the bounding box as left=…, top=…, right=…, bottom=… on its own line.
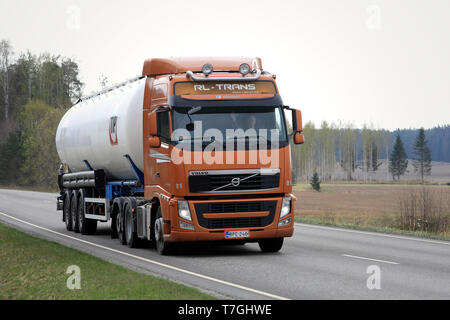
left=0, top=189, right=449, bottom=300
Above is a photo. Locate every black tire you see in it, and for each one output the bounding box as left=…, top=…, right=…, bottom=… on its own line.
left=117, top=203, right=126, bottom=245
left=258, top=238, right=284, bottom=253
left=64, top=192, right=73, bottom=231
left=111, top=211, right=118, bottom=239
left=125, top=204, right=139, bottom=248
left=154, top=206, right=171, bottom=255
left=71, top=193, right=80, bottom=233
left=78, top=191, right=97, bottom=235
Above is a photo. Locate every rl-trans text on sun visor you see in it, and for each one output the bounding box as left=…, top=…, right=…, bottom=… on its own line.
left=174, top=81, right=277, bottom=96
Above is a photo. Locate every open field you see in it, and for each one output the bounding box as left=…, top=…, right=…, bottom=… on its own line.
left=293, top=183, right=450, bottom=239
left=0, top=222, right=213, bottom=300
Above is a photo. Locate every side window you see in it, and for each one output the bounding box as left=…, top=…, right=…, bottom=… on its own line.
left=157, top=110, right=170, bottom=143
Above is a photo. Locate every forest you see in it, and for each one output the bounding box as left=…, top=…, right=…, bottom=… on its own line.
left=0, top=40, right=81, bottom=188
left=291, top=122, right=450, bottom=183
left=0, top=40, right=449, bottom=189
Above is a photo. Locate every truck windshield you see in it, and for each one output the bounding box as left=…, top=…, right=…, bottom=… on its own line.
left=172, top=106, right=287, bottom=145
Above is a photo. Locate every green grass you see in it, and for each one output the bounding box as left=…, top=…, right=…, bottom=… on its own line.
left=294, top=216, right=450, bottom=241
left=0, top=223, right=214, bottom=300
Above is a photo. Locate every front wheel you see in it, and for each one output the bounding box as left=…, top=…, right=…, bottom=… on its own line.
left=154, top=206, right=171, bottom=255
left=258, top=238, right=284, bottom=253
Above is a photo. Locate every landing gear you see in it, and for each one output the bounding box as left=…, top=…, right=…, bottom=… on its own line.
left=78, top=190, right=97, bottom=235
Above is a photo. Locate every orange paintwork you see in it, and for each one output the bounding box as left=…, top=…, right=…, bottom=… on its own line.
left=142, top=57, right=295, bottom=242
left=142, top=57, right=263, bottom=76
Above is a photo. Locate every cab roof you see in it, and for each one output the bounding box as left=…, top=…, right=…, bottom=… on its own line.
left=142, top=57, right=263, bottom=76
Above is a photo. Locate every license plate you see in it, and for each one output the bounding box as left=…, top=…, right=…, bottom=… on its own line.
left=225, top=230, right=249, bottom=239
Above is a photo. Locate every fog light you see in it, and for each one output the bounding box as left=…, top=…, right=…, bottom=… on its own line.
left=280, top=197, right=291, bottom=218
left=202, top=64, right=213, bottom=76
left=179, top=220, right=195, bottom=230
left=278, top=217, right=292, bottom=227
left=178, top=200, right=192, bottom=221
left=239, top=63, right=251, bottom=75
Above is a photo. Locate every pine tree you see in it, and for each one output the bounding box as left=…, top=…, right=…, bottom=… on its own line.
left=389, top=134, right=408, bottom=180
left=371, top=143, right=382, bottom=172
left=412, top=128, right=432, bottom=183
left=310, top=171, right=321, bottom=192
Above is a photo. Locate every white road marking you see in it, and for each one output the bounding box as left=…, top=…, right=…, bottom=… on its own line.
left=342, top=254, right=400, bottom=265
left=295, top=222, right=450, bottom=246
left=0, top=211, right=289, bottom=300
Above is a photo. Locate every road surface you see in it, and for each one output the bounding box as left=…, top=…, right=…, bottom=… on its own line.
left=0, top=189, right=449, bottom=299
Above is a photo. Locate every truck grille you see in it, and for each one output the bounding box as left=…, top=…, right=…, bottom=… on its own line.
left=194, top=200, right=277, bottom=229
left=189, top=169, right=280, bottom=193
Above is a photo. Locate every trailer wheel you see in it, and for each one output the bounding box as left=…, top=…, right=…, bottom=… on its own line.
left=71, top=192, right=80, bottom=233
left=154, top=206, right=171, bottom=255
left=258, top=238, right=284, bottom=253
left=64, top=192, right=73, bottom=231
left=125, top=204, right=139, bottom=248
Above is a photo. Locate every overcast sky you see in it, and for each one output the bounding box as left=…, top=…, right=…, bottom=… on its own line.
left=1, top=0, right=449, bottom=130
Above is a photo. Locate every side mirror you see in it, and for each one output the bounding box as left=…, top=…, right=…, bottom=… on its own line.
left=294, top=132, right=305, bottom=145
left=148, top=111, right=158, bottom=136
left=148, top=136, right=161, bottom=148
left=292, top=109, right=302, bottom=133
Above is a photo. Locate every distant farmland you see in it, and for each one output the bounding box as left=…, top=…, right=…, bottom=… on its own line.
left=293, top=183, right=450, bottom=239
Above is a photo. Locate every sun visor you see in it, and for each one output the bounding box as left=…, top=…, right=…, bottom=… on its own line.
left=169, top=94, right=283, bottom=108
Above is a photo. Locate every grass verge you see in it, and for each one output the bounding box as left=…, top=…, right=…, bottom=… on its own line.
left=0, top=223, right=214, bottom=300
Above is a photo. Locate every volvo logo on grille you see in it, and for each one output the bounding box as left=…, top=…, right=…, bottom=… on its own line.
left=231, top=177, right=241, bottom=187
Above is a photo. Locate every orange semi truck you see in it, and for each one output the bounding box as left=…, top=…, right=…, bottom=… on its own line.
left=56, top=57, right=304, bottom=254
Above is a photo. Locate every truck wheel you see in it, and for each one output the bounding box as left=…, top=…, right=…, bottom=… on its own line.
left=125, top=204, right=139, bottom=248
left=258, top=238, right=284, bottom=253
left=111, top=212, right=118, bottom=239
left=117, top=204, right=126, bottom=245
left=64, top=192, right=73, bottom=231
left=78, top=193, right=97, bottom=235
left=71, top=193, right=80, bottom=233
left=154, top=206, right=171, bottom=255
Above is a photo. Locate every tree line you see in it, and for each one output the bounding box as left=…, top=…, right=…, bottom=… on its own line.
left=0, top=40, right=82, bottom=188
left=392, top=125, right=450, bottom=163
left=291, top=122, right=439, bottom=183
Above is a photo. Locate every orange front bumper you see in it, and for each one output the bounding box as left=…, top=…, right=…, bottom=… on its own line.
left=165, top=195, right=295, bottom=242
left=167, top=225, right=294, bottom=242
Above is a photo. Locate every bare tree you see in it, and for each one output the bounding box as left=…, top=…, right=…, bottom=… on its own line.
left=0, top=39, right=13, bottom=121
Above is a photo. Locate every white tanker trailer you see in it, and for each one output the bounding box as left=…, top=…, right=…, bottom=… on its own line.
left=56, top=77, right=146, bottom=180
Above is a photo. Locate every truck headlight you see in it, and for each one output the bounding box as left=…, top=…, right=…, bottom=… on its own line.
left=280, top=197, right=291, bottom=218
left=178, top=200, right=192, bottom=221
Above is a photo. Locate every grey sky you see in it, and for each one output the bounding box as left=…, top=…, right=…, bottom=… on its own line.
left=1, top=0, right=449, bottom=130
